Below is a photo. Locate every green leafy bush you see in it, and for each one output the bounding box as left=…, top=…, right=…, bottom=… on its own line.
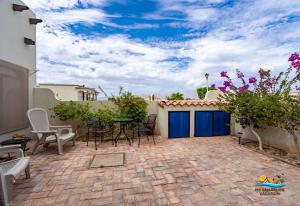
left=166, top=92, right=184, bottom=100
left=51, top=101, right=91, bottom=121
left=110, top=91, right=147, bottom=122
left=52, top=88, right=148, bottom=126
left=95, top=106, right=119, bottom=126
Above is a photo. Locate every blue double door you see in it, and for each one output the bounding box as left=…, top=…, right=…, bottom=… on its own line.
left=194, top=111, right=230, bottom=137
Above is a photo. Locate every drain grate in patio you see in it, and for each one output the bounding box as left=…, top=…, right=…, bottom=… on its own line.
left=90, top=153, right=125, bottom=168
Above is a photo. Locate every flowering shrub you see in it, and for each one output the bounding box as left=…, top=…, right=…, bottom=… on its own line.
left=216, top=53, right=300, bottom=158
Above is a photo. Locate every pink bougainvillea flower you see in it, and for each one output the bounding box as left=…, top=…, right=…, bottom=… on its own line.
left=238, top=84, right=249, bottom=93
left=220, top=71, right=228, bottom=77
left=296, top=86, right=300, bottom=91
left=249, top=77, right=257, bottom=84
left=292, top=61, right=300, bottom=69
left=218, top=86, right=226, bottom=93
left=223, top=81, right=231, bottom=87
left=237, top=70, right=244, bottom=78
left=288, top=53, right=300, bottom=62
left=211, top=84, right=216, bottom=89
left=265, top=81, right=273, bottom=88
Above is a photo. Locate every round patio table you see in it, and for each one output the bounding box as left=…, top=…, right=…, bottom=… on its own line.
left=1, top=137, right=32, bottom=156
left=113, top=118, right=133, bottom=147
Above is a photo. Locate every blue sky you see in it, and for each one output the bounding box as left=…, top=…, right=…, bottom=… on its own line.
left=23, top=0, right=300, bottom=98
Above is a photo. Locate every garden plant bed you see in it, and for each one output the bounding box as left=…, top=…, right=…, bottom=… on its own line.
left=234, top=136, right=300, bottom=168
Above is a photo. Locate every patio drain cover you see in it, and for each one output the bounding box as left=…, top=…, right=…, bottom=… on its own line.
left=90, top=153, right=125, bottom=168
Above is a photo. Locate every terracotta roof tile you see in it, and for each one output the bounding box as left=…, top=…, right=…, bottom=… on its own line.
left=157, top=99, right=223, bottom=107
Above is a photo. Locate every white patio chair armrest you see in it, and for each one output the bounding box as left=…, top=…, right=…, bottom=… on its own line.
left=0, top=145, right=21, bottom=151
left=50, top=125, right=73, bottom=134
left=31, top=130, right=57, bottom=135
left=50, top=125, right=72, bottom=128
left=0, top=147, right=24, bottom=157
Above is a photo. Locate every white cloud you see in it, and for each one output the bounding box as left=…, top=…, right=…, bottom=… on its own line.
left=32, top=0, right=300, bottom=98
left=22, top=0, right=79, bottom=10
left=42, top=9, right=109, bottom=26
left=22, top=0, right=109, bottom=10
left=186, top=8, right=217, bottom=22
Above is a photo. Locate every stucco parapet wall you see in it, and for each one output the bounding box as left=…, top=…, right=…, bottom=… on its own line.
left=157, top=99, right=224, bottom=107
left=34, top=87, right=61, bottom=101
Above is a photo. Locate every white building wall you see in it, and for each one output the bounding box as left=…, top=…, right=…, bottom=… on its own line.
left=38, top=85, right=79, bottom=101
left=0, top=0, right=37, bottom=140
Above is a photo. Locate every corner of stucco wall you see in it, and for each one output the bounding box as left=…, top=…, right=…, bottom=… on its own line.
left=157, top=105, right=167, bottom=137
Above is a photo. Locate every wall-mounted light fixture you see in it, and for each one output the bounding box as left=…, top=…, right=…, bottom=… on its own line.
left=12, top=4, right=29, bottom=12
left=29, top=18, right=43, bottom=25
left=29, top=70, right=39, bottom=76
left=24, top=38, right=35, bottom=45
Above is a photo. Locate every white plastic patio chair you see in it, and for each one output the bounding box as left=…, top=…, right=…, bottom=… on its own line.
left=0, top=145, right=30, bottom=206
left=27, top=108, right=76, bottom=155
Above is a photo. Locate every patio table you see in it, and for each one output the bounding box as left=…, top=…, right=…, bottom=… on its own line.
left=1, top=137, right=32, bottom=157
left=113, top=118, right=133, bottom=146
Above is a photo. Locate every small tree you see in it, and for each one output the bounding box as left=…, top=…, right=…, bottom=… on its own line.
left=167, top=92, right=184, bottom=100
left=218, top=77, right=283, bottom=150
left=196, top=85, right=216, bottom=99
left=217, top=53, right=300, bottom=151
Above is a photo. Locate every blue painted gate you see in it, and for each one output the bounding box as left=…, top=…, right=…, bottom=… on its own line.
left=195, top=111, right=230, bottom=137
left=168, top=111, right=190, bottom=138
left=213, top=111, right=230, bottom=136
left=194, top=112, right=213, bottom=137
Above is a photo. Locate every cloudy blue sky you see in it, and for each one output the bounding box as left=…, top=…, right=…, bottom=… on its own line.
left=23, top=0, right=300, bottom=98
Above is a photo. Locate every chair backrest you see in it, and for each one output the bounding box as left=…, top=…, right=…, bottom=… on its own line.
left=86, top=118, right=97, bottom=128
left=86, top=118, right=107, bottom=130
left=27, top=108, right=50, bottom=132
left=145, top=114, right=157, bottom=132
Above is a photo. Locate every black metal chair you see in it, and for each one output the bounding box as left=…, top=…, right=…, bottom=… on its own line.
left=86, top=118, right=114, bottom=150
left=86, top=118, right=98, bottom=146
left=94, top=119, right=114, bottom=150
left=133, top=114, right=157, bottom=147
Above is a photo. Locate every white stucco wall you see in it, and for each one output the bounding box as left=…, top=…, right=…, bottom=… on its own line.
left=38, top=85, right=80, bottom=101
left=0, top=0, right=36, bottom=107
left=240, top=126, right=297, bottom=153
left=204, top=90, right=222, bottom=100
left=38, top=84, right=99, bottom=101
left=0, top=0, right=37, bottom=140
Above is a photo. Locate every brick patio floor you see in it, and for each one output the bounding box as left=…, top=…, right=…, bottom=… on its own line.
left=13, top=136, right=300, bottom=206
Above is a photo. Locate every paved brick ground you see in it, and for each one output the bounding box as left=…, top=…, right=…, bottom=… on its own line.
left=13, top=136, right=300, bottom=206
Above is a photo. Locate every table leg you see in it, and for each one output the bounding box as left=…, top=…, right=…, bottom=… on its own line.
left=123, top=128, right=131, bottom=146
left=114, top=123, right=132, bottom=146
left=114, top=131, right=121, bottom=147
